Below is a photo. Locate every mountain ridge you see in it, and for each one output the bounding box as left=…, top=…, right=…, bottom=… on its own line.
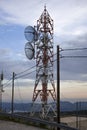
left=2, top=101, right=87, bottom=112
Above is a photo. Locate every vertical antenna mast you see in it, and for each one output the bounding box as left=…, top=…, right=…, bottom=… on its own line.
left=32, top=6, right=56, bottom=118
left=24, top=6, right=56, bottom=119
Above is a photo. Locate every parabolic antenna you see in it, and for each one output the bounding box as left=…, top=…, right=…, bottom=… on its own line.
left=25, top=42, right=34, bottom=60
left=24, top=26, right=38, bottom=42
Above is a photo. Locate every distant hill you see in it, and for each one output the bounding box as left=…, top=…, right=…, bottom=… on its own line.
left=2, top=101, right=87, bottom=113
left=2, top=102, right=32, bottom=112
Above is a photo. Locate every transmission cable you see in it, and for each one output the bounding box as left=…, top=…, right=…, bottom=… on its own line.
left=15, top=79, right=26, bottom=112
left=15, top=69, right=36, bottom=79
left=3, top=78, right=12, bottom=88
left=61, top=47, right=87, bottom=51
left=15, top=52, right=57, bottom=76
left=16, top=65, right=36, bottom=76
left=61, top=56, right=87, bottom=58
left=15, top=60, right=57, bottom=79
left=15, top=53, right=57, bottom=79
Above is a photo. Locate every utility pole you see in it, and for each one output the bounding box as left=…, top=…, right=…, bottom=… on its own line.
left=11, top=72, right=15, bottom=114
left=57, top=45, right=60, bottom=130
left=76, top=102, right=79, bottom=129
left=0, top=72, right=4, bottom=111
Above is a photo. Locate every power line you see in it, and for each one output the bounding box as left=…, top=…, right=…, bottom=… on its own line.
left=16, top=54, right=57, bottom=77
left=16, top=65, right=36, bottom=76
left=13, top=47, right=87, bottom=79
left=3, top=48, right=87, bottom=81
left=15, top=53, right=57, bottom=79
left=14, top=54, right=87, bottom=79
left=3, top=55, right=87, bottom=88
left=61, top=56, right=87, bottom=58
left=15, top=70, right=36, bottom=79
left=3, top=78, right=12, bottom=88
left=61, top=47, right=87, bottom=51
left=15, top=79, right=26, bottom=112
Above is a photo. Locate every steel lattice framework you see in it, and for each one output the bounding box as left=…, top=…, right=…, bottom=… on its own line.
left=32, top=6, right=56, bottom=118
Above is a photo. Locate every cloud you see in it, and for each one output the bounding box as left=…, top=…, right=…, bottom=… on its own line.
left=0, top=48, right=11, bottom=56
left=14, top=79, right=35, bottom=87
left=3, top=78, right=35, bottom=102
left=60, top=80, right=87, bottom=102
left=0, top=0, right=87, bottom=28
left=0, top=0, right=42, bottom=25
left=54, top=31, right=87, bottom=81
left=0, top=47, right=36, bottom=80
left=0, top=59, right=36, bottom=80
left=0, top=0, right=87, bottom=81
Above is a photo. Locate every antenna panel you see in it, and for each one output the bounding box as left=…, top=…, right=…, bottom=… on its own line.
left=25, top=42, right=34, bottom=60
left=24, top=26, right=38, bottom=42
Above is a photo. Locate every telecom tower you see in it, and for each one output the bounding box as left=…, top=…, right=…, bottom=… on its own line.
left=24, top=6, right=56, bottom=118
left=0, top=72, right=4, bottom=111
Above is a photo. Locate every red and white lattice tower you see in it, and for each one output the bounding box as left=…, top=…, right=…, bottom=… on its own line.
left=31, top=6, right=56, bottom=118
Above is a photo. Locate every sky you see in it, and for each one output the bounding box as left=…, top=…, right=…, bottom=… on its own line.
left=0, top=0, right=87, bottom=103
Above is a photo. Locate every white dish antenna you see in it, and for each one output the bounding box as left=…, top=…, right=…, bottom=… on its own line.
left=24, top=26, right=38, bottom=42
left=25, top=42, right=34, bottom=60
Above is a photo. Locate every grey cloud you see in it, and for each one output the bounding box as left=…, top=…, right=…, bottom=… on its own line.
left=0, top=59, right=36, bottom=80
left=15, top=79, right=34, bottom=88
left=0, top=48, right=11, bottom=56
left=55, top=32, right=87, bottom=81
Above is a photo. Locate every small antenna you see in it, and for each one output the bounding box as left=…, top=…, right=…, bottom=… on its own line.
left=44, top=4, right=46, bottom=11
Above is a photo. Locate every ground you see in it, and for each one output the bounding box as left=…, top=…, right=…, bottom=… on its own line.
left=0, top=120, right=47, bottom=130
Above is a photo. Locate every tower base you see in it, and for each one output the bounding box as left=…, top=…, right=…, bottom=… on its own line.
left=30, top=102, right=57, bottom=119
